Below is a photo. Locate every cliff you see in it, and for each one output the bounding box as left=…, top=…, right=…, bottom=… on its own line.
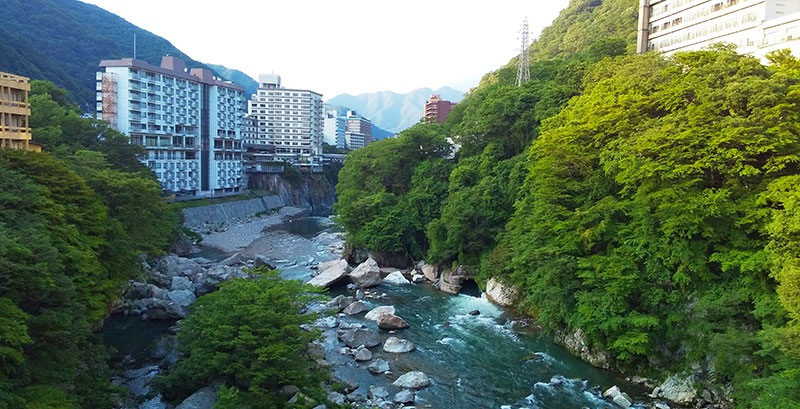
left=248, top=172, right=337, bottom=216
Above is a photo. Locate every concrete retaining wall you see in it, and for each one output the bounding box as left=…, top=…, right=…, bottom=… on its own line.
left=182, top=195, right=285, bottom=227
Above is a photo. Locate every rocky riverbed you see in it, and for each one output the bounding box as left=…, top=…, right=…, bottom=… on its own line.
left=106, top=211, right=692, bottom=409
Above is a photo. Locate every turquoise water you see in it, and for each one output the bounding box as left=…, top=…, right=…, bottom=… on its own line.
left=275, top=218, right=647, bottom=409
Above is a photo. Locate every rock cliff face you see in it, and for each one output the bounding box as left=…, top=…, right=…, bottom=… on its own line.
left=248, top=173, right=336, bottom=216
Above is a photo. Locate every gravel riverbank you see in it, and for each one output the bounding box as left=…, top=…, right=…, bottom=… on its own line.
left=199, top=206, right=308, bottom=253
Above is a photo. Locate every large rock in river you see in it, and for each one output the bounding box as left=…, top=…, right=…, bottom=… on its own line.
left=338, top=328, right=381, bottom=348
left=377, top=313, right=409, bottom=330
left=653, top=373, right=698, bottom=405
left=383, top=271, right=410, bottom=285
left=393, top=371, right=431, bottom=389
left=485, top=277, right=519, bottom=307
left=343, top=301, right=368, bottom=315
left=383, top=337, right=415, bottom=353
left=422, top=264, right=439, bottom=282
left=365, top=305, right=395, bottom=321
left=308, top=259, right=350, bottom=288
left=349, top=258, right=381, bottom=288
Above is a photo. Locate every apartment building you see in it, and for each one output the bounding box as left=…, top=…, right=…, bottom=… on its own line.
left=344, top=110, right=371, bottom=150
left=323, top=110, right=346, bottom=149
left=423, top=94, right=457, bottom=124
left=0, top=71, right=41, bottom=152
left=637, top=0, right=800, bottom=60
left=246, top=74, right=324, bottom=167
left=97, top=56, right=246, bottom=197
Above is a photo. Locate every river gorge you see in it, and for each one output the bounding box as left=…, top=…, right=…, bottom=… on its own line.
left=102, top=201, right=667, bottom=409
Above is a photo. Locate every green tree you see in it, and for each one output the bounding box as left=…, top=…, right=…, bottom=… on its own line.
left=158, top=269, right=325, bottom=408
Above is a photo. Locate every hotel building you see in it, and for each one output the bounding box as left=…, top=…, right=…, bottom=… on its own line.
left=0, top=71, right=41, bottom=152
left=344, top=110, right=371, bottom=150
left=246, top=74, right=324, bottom=167
left=637, top=0, right=800, bottom=60
left=323, top=110, right=346, bottom=149
left=97, top=56, right=246, bottom=197
left=423, top=94, right=457, bottom=124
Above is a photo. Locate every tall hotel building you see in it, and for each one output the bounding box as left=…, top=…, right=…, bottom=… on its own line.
left=97, top=56, right=246, bottom=197
left=344, top=110, right=372, bottom=150
left=0, top=71, right=41, bottom=152
left=323, top=111, right=346, bottom=149
left=637, top=0, right=800, bottom=60
left=245, top=74, right=323, bottom=167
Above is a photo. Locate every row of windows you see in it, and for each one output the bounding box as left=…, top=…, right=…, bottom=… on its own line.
left=650, top=0, right=751, bottom=34
left=649, top=11, right=760, bottom=49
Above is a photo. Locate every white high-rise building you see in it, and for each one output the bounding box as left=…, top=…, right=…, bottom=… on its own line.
left=637, top=0, right=800, bottom=60
left=323, top=110, right=346, bottom=149
left=246, top=74, right=323, bottom=167
left=97, top=56, right=246, bottom=197
left=344, top=110, right=371, bottom=150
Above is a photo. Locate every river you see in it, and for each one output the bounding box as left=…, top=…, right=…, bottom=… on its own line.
left=104, top=215, right=648, bottom=409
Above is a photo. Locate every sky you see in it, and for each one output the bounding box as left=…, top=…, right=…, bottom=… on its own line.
left=82, top=0, right=570, bottom=98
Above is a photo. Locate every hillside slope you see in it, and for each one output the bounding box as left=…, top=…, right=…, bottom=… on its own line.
left=206, top=63, right=259, bottom=98
left=0, top=0, right=229, bottom=109
left=480, top=0, right=639, bottom=86
left=327, top=86, right=464, bottom=133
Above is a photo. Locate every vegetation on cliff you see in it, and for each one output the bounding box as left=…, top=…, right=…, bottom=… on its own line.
left=332, top=1, right=800, bottom=403
left=0, top=82, right=179, bottom=408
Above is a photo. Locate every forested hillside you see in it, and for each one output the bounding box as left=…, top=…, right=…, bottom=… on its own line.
left=0, top=82, right=180, bottom=409
left=0, top=0, right=225, bottom=109
left=332, top=0, right=800, bottom=406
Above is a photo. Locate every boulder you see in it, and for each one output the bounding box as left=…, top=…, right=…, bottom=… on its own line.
left=122, top=365, right=159, bottom=397
left=327, top=392, right=346, bottom=405
left=422, top=264, right=439, bottom=282
left=220, top=252, right=246, bottom=266
left=344, top=246, right=369, bottom=265
left=327, top=295, right=356, bottom=312
left=653, top=374, right=698, bottom=405
left=354, top=346, right=373, bottom=361
left=393, top=389, right=415, bottom=404
left=308, top=259, right=350, bottom=288
left=338, top=328, right=381, bottom=348
left=345, top=391, right=365, bottom=402
left=383, top=271, right=410, bottom=285
left=603, top=385, right=633, bottom=408
left=469, top=310, right=480, bottom=316
left=175, top=386, right=217, bottom=409
left=343, top=301, right=368, bottom=316
left=383, top=337, right=416, bottom=353
left=280, top=385, right=300, bottom=395
left=365, top=305, right=395, bottom=321
left=171, top=276, right=192, bottom=291
left=253, top=255, right=276, bottom=269
left=393, top=371, right=431, bottom=390
left=139, top=298, right=185, bottom=320
left=378, top=313, right=410, bottom=330
left=316, top=259, right=342, bottom=272
left=369, top=385, right=389, bottom=400
left=411, top=273, right=426, bottom=283
left=486, top=277, right=519, bottom=307
left=438, top=265, right=474, bottom=295
left=168, top=289, right=196, bottom=307
left=350, top=258, right=381, bottom=288
left=368, top=358, right=390, bottom=374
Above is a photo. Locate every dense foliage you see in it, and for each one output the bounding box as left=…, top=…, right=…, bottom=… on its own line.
left=157, top=269, right=330, bottom=409
left=333, top=33, right=800, bottom=409
left=0, top=82, right=179, bottom=408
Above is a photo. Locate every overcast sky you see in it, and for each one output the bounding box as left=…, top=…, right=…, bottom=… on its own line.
left=82, top=0, right=569, bottom=98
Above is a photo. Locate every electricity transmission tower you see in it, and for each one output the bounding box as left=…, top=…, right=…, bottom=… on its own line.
left=516, top=17, right=530, bottom=87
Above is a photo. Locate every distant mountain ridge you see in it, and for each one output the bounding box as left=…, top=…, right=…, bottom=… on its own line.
left=0, top=0, right=249, bottom=109
left=327, top=87, right=465, bottom=134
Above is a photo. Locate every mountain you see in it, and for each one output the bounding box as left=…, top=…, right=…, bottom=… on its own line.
left=206, top=64, right=259, bottom=98
left=326, top=86, right=465, bottom=134
left=0, top=0, right=245, bottom=110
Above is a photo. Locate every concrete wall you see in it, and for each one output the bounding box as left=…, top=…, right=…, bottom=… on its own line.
left=182, top=195, right=285, bottom=227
